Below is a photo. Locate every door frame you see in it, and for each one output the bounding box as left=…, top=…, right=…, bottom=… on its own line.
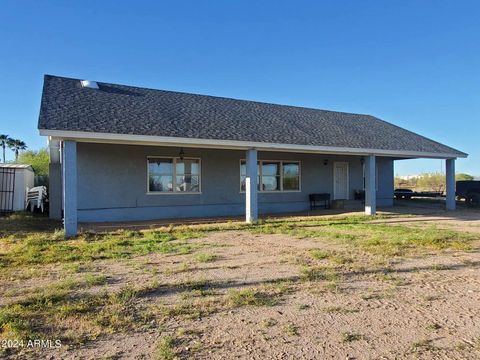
left=333, top=162, right=349, bottom=200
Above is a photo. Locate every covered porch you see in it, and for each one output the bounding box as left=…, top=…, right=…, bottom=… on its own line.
left=48, top=139, right=458, bottom=237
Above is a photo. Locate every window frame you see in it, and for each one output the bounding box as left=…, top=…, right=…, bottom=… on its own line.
left=147, top=156, right=202, bottom=195
left=239, top=159, right=301, bottom=193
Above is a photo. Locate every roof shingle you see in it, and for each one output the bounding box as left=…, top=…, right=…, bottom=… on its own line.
left=38, top=75, right=465, bottom=157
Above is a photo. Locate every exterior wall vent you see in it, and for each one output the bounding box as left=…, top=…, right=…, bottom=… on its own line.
left=80, top=80, right=99, bottom=89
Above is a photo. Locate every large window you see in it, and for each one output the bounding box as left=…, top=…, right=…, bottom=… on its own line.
left=240, top=160, right=300, bottom=192
left=148, top=157, right=200, bottom=193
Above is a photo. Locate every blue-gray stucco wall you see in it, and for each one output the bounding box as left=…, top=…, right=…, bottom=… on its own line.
left=76, top=143, right=394, bottom=222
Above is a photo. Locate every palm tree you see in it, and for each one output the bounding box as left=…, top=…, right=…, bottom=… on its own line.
left=0, top=134, right=12, bottom=163
left=9, top=139, right=27, bottom=161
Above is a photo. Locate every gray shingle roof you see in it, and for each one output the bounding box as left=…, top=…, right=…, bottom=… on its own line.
left=38, top=75, right=465, bottom=157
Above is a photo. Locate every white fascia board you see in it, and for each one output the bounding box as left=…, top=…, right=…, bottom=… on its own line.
left=47, top=136, right=61, bottom=163
left=38, top=129, right=467, bottom=159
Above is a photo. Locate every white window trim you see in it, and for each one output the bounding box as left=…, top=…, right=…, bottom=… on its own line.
left=147, top=156, right=202, bottom=195
left=239, top=159, right=301, bottom=193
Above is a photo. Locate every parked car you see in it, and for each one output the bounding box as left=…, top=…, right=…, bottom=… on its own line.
left=456, top=181, right=480, bottom=207
left=394, top=188, right=444, bottom=199
left=394, top=188, right=413, bottom=199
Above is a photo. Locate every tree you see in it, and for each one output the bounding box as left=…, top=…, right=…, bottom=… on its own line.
left=17, top=148, right=49, bottom=177
left=416, top=172, right=446, bottom=193
left=0, top=134, right=12, bottom=163
left=456, top=173, right=474, bottom=181
left=9, top=139, right=27, bottom=161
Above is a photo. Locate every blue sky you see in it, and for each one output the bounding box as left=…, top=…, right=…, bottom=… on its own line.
left=1, top=0, right=478, bottom=175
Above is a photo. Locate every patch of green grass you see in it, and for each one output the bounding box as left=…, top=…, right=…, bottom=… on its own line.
left=250, top=217, right=475, bottom=257
left=182, top=279, right=210, bottom=291
left=181, top=288, right=215, bottom=299
left=379, top=273, right=408, bottom=286
left=353, top=224, right=473, bottom=256
left=226, top=279, right=292, bottom=308
left=159, top=303, right=200, bottom=319
left=179, top=279, right=215, bottom=299
left=159, top=297, right=219, bottom=320
left=309, top=249, right=329, bottom=260
left=227, top=288, right=279, bottom=307
left=329, top=253, right=354, bottom=264
left=194, top=253, right=217, bottom=263
left=52, top=277, right=79, bottom=290
left=85, top=274, right=108, bottom=287
left=426, top=323, right=441, bottom=331
left=260, top=318, right=277, bottom=328
left=308, top=248, right=356, bottom=265
left=0, top=281, right=161, bottom=344
left=324, top=281, right=341, bottom=292
left=156, top=336, right=175, bottom=360
left=1, top=213, right=474, bottom=271
left=300, top=265, right=339, bottom=282
left=63, top=262, right=82, bottom=273
left=411, top=338, right=435, bottom=352
left=341, top=331, right=364, bottom=342
left=284, top=322, right=298, bottom=336
left=0, top=226, right=205, bottom=269
left=164, top=262, right=191, bottom=275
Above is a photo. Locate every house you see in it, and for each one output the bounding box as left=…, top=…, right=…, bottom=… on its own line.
left=38, top=75, right=467, bottom=236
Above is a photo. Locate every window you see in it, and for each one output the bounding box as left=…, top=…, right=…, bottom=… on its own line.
left=283, top=162, right=300, bottom=190
left=240, top=160, right=300, bottom=192
left=240, top=161, right=260, bottom=192
left=148, top=157, right=200, bottom=193
left=262, top=162, right=280, bottom=191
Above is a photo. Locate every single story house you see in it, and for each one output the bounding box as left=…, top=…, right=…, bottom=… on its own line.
left=38, top=75, right=467, bottom=236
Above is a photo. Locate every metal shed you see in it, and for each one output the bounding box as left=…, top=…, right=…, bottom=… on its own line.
left=0, top=164, right=34, bottom=212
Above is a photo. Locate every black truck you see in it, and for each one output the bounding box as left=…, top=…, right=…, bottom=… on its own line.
left=456, top=181, right=480, bottom=206
left=394, top=188, right=442, bottom=199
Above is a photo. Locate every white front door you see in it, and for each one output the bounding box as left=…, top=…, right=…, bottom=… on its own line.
left=333, top=162, right=349, bottom=200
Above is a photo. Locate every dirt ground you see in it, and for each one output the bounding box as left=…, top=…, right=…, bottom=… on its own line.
left=9, top=223, right=478, bottom=358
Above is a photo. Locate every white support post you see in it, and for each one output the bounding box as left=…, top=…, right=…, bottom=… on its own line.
left=446, top=158, right=456, bottom=210
left=63, top=140, right=78, bottom=237
left=245, top=148, right=258, bottom=223
left=365, top=155, right=376, bottom=215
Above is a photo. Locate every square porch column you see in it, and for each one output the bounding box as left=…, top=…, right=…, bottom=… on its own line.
left=446, top=158, right=456, bottom=210
left=245, top=148, right=258, bottom=223
left=63, top=140, right=78, bottom=237
left=48, top=139, right=62, bottom=220
left=365, top=155, right=376, bottom=215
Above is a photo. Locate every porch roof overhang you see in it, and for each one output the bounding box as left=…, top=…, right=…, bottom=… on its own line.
left=40, top=129, right=466, bottom=160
